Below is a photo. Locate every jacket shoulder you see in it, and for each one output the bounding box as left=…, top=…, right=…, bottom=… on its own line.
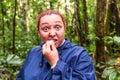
left=27, top=46, right=42, bottom=56
left=72, top=44, right=86, bottom=52
left=30, top=46, right=41, bottom=52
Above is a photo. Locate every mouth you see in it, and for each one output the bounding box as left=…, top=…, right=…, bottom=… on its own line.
left=49, top=39, right=57, bottom=42
left=49, top=39, right=58, bottom=46
left=53, top=39, right=57, bottom=42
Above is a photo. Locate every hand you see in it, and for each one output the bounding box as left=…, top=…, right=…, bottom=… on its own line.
left=42, top=40, right=59, bottom=66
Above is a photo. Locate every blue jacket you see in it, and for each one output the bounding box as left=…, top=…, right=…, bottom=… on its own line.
left=16, top=40, right=97, bottom=80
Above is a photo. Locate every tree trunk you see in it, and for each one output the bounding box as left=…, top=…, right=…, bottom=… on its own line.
left=110, top=0, right=120, bottom=36
left=12, top=0, right=17, bottom=54
left=1, top=0, right=5, bottom=53
left=49, top=0, right=53, bottom=9
left=96, top=0, right=107, bottom=79
left=19, top=0, right=29, bottom=32
left=82, top=0, right=89, bottom=46
left=24, top=0, right=29, bottom=32
left=74, top=0, right=84, bottom=46
left=105, top=0, right=120, bottom=55
left=106, top=0, right=120, bottom=36
left=65, top=0, right=68, bottom=25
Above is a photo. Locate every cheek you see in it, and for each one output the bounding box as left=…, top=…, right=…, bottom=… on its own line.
left=59, top=30, right=65, bottom=38
left=39, top=32, right=48, bottom=41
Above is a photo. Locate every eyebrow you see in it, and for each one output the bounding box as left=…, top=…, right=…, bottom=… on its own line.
left=40, top=22, right=48, bottom=26
left=55, top=21, right=62, bottom=23
left=40, top=21, right=62, bottom=26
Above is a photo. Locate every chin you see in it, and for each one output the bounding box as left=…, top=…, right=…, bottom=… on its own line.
left=54, top=43, right=60, bottom=48
left=55, top=44, right=59, bottom=48
left=55, top=40, right=64, bottom=48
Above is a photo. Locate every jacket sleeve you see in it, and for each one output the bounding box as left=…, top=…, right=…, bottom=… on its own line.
left=51, top=50, right=97, bottom=80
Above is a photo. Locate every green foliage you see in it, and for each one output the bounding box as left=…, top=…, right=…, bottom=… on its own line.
left=104, top=36, right=120, bottom=57
left=0, top=52, right=23, bottom=79
left=102, top=59, right=120, bottom=80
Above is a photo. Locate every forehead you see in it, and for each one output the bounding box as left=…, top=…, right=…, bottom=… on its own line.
left=40, top=14, right=63, bottom=23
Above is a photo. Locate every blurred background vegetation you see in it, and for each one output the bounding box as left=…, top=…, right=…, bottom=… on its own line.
left=0, top=0, right=120, bottom=80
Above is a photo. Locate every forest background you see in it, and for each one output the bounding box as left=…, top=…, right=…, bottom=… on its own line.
left=0, top=0, right=120, bottom=80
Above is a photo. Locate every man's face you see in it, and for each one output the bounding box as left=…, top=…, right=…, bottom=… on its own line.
left=38, top=14, right=65, bottom=48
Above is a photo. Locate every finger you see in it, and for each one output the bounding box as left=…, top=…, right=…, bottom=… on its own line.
left=51, top=42, right=56, bottom=51
left=46, top=40, right=53, bottom=50
left=46, top=41, right=51, bottom=51
left=49, top=40, right=54, bottom=45
left=47, top=40, right=55, bottom=50
left=42, top=44, right=46, bottom=55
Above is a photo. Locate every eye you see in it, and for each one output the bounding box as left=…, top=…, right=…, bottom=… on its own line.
left=54, top=25, right=61, bottom=31
left=41, top=26, right=50, bottom=32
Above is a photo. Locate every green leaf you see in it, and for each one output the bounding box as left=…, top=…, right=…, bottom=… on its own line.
left=117, top=76, right=120, bottom=80
left=107, top=59, right=116, bottom=66
left=109, top=72, right=117, bottom=80
left=6, top=54, right=14, bottom=62
left=102, top=67, right=115, bottom=78
left=7, top=55, right=23, bottom=65
left=113, top=36, right=120, bottom=43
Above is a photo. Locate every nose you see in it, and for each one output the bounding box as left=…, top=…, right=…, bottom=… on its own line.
left=49, top=29, right=56, bottom=38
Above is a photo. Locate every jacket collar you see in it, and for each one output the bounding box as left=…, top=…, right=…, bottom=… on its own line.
left=57, top=39, right=74, bottom=50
